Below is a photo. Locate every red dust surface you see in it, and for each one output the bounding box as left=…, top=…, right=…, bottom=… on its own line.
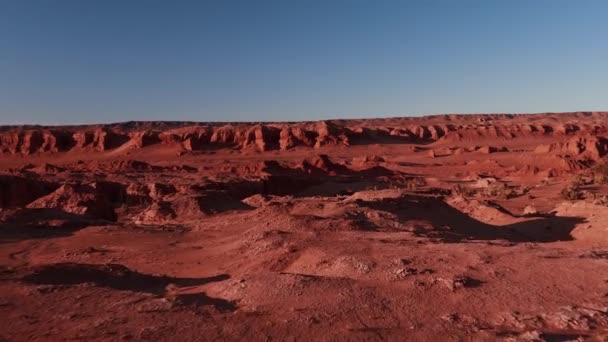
left=1, top=112, right=608, bottom=340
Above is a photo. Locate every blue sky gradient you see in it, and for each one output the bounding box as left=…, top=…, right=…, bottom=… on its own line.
left=1, top=0, right=607, bottom=124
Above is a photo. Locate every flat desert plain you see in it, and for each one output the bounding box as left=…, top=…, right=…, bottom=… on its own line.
left=1, top=112, right=608, bottom=341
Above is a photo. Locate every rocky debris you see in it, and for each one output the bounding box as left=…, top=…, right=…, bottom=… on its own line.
left=135, top=201, right=176, bottom=223
left=83, top=160, right=196, bottom=173
left=477, top=145, right=509, bottom=154
left=70, top=159, right=148, bottom=173
left=391, top=267, right=434, bottom=280
left=131, top=189, right=251, bottom=223
left=241, top=194, right=274, bottom=208
left=147, top=183, right=177, bottom=200
left=298, top=154, right=350, bottom=176
left=523, top=205, right=538, bottom=216
left=512, top=165, right=541, bottom=176
left=434, top=275, right=483, bottom=291
left=99, top=160, right=157, bottom=172
left=350, top=155, right=386, bottom=169
left=20, top=163, right=66, bottom=174
left=579, top=249, right=608, bottom=260
left=27, top=183, right=117, bottom=221
left=494, top=305, right=608, bottom=340
left=472, top=177, right=500, bottom=188
left=126, top=183, right=154, bottom=206
left=169, top=195, right=212, bottom=218
left=353, top=155, right=385, bottom=164
left=219, top=160, right=288, bottom=177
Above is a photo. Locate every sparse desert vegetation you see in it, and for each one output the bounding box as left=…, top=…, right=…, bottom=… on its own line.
left=591, top=162, right=608, bottom=184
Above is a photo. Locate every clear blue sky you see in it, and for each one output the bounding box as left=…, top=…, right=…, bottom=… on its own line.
left=1, top=0, right=607, bottom=124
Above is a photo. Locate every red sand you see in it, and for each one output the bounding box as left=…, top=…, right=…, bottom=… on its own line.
left=1, top=112, right=608, bottom=340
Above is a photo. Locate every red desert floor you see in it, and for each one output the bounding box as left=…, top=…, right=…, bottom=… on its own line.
left=1, top=112, right=608, bottom=341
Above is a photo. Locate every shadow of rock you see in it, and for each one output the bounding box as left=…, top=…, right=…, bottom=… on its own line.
left=356, top=195, right=585, bottom=243
left=21, top=263, right=235, bottom=311
left=0, top=175, right=59, bottom=208
left=22, top=263, right=229, bottom=291
left=171, top=293, right=237, bottom=312
left=0, top=208, right=98, bottom=243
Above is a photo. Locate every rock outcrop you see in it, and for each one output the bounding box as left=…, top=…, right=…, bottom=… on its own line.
left=535, top=135, right=608, bottom=161
left=0, top=112, right=607, bottom=155
left=27, top=184, right=117, bottom=221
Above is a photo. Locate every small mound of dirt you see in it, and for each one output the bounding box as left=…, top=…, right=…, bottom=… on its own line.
left=476, top=146, right=509, bottom=154
left=242, top=194, right=273, bottom=207
left=86, top=160, right=158, bottom=172
left=135, top=201, right=176, bottom=223
left=21, top=163, right=66, bottom=174
left=148, top=183, right=177, bottom=200
left=350, top=155, right=386, bottom=169
left=298, top=154, right=350, bottom=176
left=27, top=183, right=117, bottom=221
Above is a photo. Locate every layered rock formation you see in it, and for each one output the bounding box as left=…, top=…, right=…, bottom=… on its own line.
left=2, top=112, right=606, bottom=155
left=535, top=135, right=608, bottom=161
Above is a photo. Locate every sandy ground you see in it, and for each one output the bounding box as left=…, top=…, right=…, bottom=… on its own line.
left=1, top=113, right=608, bottom=341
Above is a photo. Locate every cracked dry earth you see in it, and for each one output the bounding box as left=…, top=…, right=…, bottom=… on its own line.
left=1, top=112, right=608, bottom=341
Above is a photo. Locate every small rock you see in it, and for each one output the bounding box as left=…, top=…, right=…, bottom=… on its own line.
left=523, top=205, right=538, bottom=216
left=436, top=275, right=482, bottom=291
left=442, top=312, right=459, bottom=322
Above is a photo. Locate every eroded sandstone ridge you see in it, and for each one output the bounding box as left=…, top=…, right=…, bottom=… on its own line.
left=2, top=112, right=606, bottom=154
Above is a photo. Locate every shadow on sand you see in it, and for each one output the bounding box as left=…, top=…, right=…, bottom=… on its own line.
left=356, top=194, right=585, bottom=243
left=0, top=208, right=103, bottom=243
left=21, top=262, right=236, bottom=311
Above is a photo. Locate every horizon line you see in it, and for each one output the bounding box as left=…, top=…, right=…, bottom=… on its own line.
left=1, top=110, right=607, bottom=127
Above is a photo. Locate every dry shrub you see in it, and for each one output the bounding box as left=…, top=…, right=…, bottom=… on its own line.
left=591, top=162, right=608, bottom=184
left=561, top=182, right=583, bottom=200
left=586, top=192, right=608, bottom=206
left=482, top=183, right=529, bottom=199
left=452, top=184, right=476, bottom=197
